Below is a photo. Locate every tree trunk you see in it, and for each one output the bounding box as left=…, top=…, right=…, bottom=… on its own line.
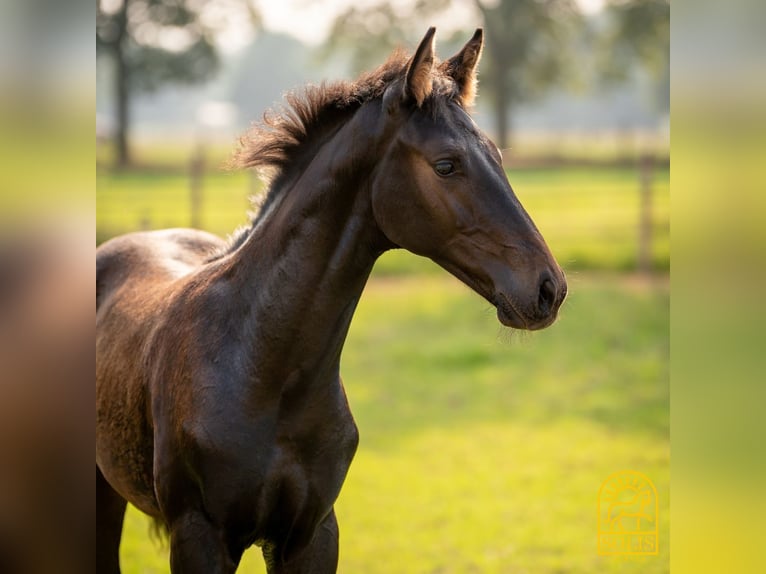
left=115, top=48, right=130, bottom=169
left=494, top=85, right=510, bottom=152
left=482, top=14, right=511, bottom=152
left=113, top=1, right=130, bottom=169
left=493, top=68, right=510, bottom=152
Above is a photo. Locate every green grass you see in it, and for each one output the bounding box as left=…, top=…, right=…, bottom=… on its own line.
left=97, top=165, right=669, bottom=273
left=509, top=167, right=669, bottom=272
left=96, top=170, right=255, bottom=244
left=117, top=272, right=669, bottom=573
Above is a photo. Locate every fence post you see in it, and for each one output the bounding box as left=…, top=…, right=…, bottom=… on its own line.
left=638, top=153, right=653, bottom=273
left=190, top=143, right=205, bottom=229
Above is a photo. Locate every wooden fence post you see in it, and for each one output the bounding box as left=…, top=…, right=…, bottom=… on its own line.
left=638, top=153, right=653, bottom=273
left=190, top=143, right=205, bottom=229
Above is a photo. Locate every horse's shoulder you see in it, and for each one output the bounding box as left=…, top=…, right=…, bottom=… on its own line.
left=97, top=229, right=225, bottom=309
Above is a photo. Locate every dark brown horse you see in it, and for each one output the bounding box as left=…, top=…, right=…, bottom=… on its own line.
left=96, top=28, right=566, bottom=573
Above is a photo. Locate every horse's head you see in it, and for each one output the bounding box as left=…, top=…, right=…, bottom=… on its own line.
left=371, top=28, right=567, bottom=330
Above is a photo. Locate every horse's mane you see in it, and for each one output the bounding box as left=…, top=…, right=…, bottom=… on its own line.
left=218, top=49, right=460, bottom=257
left=231, top=51, right=407, bottom=177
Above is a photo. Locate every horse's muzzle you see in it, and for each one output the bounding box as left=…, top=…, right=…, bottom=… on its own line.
left=495, top=269, right=567, bottom=331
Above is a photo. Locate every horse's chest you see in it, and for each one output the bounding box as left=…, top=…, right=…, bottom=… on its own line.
left=255, top=400, right=359, bottom=509
left=180, top=382, right=359, bottom=538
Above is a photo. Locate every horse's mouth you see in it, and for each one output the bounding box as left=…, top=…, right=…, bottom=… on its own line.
left=494, top=293, right=528, bottom=329
left=495, top=293, right=556, bottom=331
left=433, top=257, right=555, bottom=331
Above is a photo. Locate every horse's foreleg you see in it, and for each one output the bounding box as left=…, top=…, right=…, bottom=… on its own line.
left=263, top=509, right=340, bottom=574
left=96, top=466, right=127, bottom=574
left=168, top=511, right=238, bottom=574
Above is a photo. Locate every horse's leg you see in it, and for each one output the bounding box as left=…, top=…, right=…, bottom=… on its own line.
left=263, top=509, right=340, bottom=574
left=168, top=511, right=238, bottom=574
left=96, top=466, right=127, bottom=574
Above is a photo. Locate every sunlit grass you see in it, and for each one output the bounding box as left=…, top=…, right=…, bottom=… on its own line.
left=118, top=273, right=669, bottom=573
left=512, top=167, right=670, bottom=272
left=96, top=170, right=256, bottom=243
left=97, top=164, right=668, bottom=272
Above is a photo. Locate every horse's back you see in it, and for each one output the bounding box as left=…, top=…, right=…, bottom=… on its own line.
left=97, top=228, right=224, bottom=309
left=96, top=228, right=225, bottom=514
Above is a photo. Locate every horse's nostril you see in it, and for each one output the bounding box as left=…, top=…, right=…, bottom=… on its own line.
left=538, top=278, right=557, bottom=316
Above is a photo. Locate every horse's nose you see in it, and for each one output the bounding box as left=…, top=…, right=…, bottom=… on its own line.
left=537, top=270, right=566, bottom=318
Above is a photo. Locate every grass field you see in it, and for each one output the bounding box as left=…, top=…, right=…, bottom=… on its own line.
left=99, top=158, right=668, bottom=572
left=115, top=270, right=668, bottom=574
left=96, top=164, right=669, bottom=273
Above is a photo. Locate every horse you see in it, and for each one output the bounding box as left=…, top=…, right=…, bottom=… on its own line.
left=96, top=27, right=567, bottom=573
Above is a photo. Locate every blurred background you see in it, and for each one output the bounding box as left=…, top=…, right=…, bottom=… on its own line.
left=96, top=1, right=669, bottom=573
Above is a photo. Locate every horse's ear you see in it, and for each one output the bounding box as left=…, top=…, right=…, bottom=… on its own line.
left=441, top=28, right=484, bottom=107
left=403, top=27, right=436, bottom=107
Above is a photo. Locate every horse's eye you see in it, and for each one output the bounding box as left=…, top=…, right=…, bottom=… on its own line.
left=433, top=160, right=456, bottom=177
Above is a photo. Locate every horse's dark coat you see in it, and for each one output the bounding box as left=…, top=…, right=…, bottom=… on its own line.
left=96, top=28, right=566, bottom=573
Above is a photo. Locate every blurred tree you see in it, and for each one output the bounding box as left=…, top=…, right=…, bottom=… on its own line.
left=599, top=0, right=670, bottom=112
left=323, top=0, right=582, bottom=149
left=97, top=0, right=260, bottom=168
left=597, top=1, right=669, bottom=273
left=474, top=0, right=582, bottom=149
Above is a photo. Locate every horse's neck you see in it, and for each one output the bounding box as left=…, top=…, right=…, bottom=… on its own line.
left=221, top=107, right=388, bottom=383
